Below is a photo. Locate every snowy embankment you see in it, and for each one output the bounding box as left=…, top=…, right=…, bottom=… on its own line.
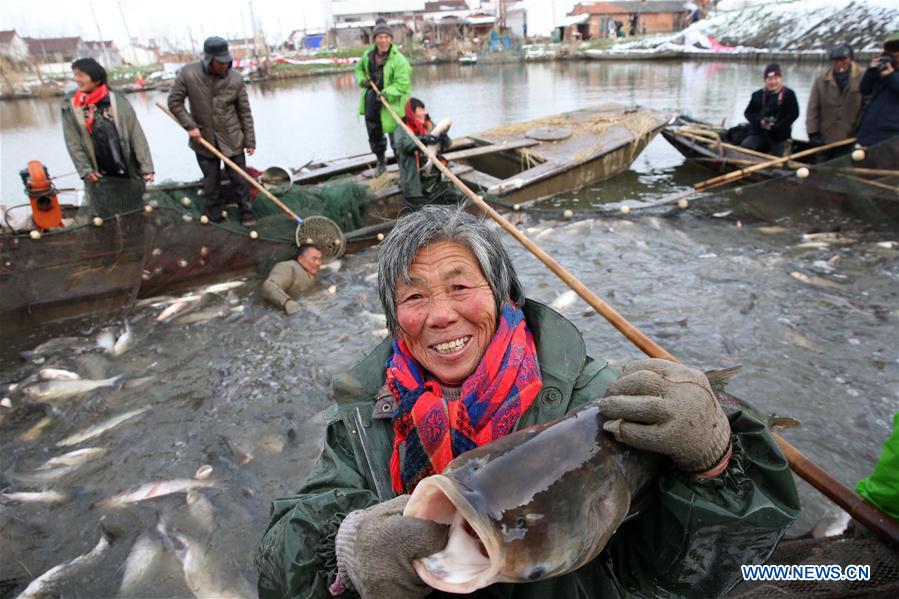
left=596, top=0, right=899, bottom=58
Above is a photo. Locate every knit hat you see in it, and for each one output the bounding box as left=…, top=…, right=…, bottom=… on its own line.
left=372, top=17, right=393, bottom=39
left=828, top=44, right=853, bottom=60
left=763, top=63, right=782, bottom=78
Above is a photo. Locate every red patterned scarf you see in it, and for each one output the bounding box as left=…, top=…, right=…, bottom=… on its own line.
left=386, top=301, right=542, bottom=494
left=72, top=84, right=110, bottom=133
left=404, top=100, right=430, bottom=137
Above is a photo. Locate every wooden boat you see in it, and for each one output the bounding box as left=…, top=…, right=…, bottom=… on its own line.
left=0, top=210, right=147, bottom=334
left=1, top=104, right=668, bottom=331
left=662, top=116, right=899, bottom=226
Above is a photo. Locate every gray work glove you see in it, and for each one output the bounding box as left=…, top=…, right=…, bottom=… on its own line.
left=599, top=359, right=732, bottom=473
left=283, top=300, right=300, bottom=315
left=335, top=494, right=448, bottom=599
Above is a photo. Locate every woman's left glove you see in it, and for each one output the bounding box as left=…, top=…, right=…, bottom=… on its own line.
left=599, top=359, right=731, bottom=473
left=334, top=494, right=448, bottom=599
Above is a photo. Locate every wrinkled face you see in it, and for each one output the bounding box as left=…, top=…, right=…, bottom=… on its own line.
left=764, top=74, right=783, bottom=91
left=73, top=68, right=98, bottom=92
left=375, top=33, right=393, bottom=53
left=209, top=59, right=230, bottom=75
left=831, top=57, right=851, bottom=73
left=414, top=106, right=428, bottom=125
left=396, top=241, right=497, bottom=386
left=297, top=248, right=323, bottom=276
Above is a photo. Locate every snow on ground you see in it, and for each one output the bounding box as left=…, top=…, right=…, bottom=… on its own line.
left=615, top=0, right=899, bottom=53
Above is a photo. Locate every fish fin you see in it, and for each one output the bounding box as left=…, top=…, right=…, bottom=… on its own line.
left=704, top=366, right=741, bottom=393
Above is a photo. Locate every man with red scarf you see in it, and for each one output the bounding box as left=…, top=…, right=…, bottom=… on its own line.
left=395, top=98, right=465, bottom=211
left=255, top=206, right=800, bottom=599
left=61, top=58, right=154, bottom=191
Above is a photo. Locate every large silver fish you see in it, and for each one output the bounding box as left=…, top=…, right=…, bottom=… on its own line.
left=421, top=117, right=453, bottom=175
left=403, top=400, right=660, bottom=593
left=57, top=407, right=149, bottom=447
left=17, top=530, right=111, bottom=599
left=23, top=375, right=124, bottom=401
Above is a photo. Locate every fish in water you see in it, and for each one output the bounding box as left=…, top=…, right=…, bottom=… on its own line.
left=421, top=117, right=453, bottom=174
left=39, top=368, right=81, bottom=381
left=2, top=490, right=68, bottom=504
left=801, top=232, right=856, bottom=245
left=173, top=308, right=228, bottom=326
left=111, top=321, right=133, bottom=356
left=550, top=289, right=578, bottom=311
left=403, top=400, right=660, bottom=593
left=57, top=407, right=149, bottom=447
left=156, top=520, right=254, bottom=599
left=118, top=531, right=166, bottom=597
left=97, top=478, right=217, bottom=509
left=96, top=328, right=117, bottom=353
left=221, top=435, right=254, bottom=465
left=23, top=375, right=125, bottom=402
left=157, top=294, right=208, bottom=322
left=789, top=271, right=844, bottom=289
left=17, top=530, right=111, bottom=599
left=17, top=416, right=54, bottom=442
left=10, top=448, right=108, bottom=485
left=186, top=490, right=216, bottom=535
left=20, top=336, right=85, bottom=361
left=202, top=280, right=246, bottom=294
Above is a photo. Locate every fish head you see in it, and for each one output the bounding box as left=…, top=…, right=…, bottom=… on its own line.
left=430, top=117, right=452, bottom=137
left=405, top=406, right=647, bottom=593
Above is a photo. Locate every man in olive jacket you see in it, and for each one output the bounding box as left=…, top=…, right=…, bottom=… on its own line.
left=806, top=44, right=863, bottom=161
left=167, top=37, right=257, bottom=225
left=354, top=19, right=412, bottom=175
left=255, top=300, right=800, bottom=598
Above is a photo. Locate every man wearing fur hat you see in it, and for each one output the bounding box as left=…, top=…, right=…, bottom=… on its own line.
left=168, top=37, right=257, bottom=225
left=741, top=63, right=800, bottom=156
left=806, top=44, right=863, bottom=161
left=354, top=18, right=412, bottom=175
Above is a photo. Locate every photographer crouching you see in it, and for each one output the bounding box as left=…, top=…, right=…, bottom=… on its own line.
left=740, top=63, right=800, bottom=156
left=855, top=33, right=899, bottom=163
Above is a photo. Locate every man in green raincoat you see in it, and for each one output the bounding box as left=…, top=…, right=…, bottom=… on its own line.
left=255, top=207, right=800, bottom=598
left=354, top=19, right=411, bottom=175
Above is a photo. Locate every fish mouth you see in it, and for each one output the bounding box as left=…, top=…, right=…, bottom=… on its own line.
left=404, top=474, right=503, bottom=593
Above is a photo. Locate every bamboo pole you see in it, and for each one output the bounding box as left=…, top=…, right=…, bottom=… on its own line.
left=156, top=102, right=302, bottom=223
left=371, top=84, right=899, bottom=547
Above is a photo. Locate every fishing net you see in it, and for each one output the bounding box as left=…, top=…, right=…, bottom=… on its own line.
left=728, top=533, right=899, bottom=598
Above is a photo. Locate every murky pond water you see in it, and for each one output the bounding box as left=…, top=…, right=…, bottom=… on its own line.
left=1, top=61, right=897, bottom=597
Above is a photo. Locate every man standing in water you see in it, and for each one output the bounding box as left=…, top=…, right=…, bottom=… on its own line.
left=741, top=63, right=800, bottom=156
left=806, top=44, right=863, bottom=161
left=354, top=19, right=412, bottom=175
left=168, top=37, right=257, bottom=226
left=261, top=244, right=322, bottom=315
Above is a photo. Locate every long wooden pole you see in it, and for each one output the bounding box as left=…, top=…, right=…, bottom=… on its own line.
left=370, top=83, right=676, bottom=361
left=156, top=101, right=303, bottom=223
left=372, top=83, right=899, bottom=546
left=641, top=136, right=857, bottom=210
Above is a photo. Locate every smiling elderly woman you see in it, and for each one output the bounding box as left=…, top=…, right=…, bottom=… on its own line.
left=255, top=206, right=799, bottom=599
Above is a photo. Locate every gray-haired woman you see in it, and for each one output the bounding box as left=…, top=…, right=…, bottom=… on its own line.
left=255, top=205, right=799, bottom=599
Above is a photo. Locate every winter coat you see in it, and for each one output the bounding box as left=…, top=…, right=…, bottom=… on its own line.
left=806, top=62, right=864, bottom=144
left=254, top=299, right=800, bottom=599
left=856, top=67, right=899, bottom=146
left=744, top=86, right=800, bottom=142
left=261, top=260, right=316, bottom=308
left=61, top=91, right=154, bottom=179
left=167, top=61, right=256, bottom=158
left=354, top=45, right=411, bottom=135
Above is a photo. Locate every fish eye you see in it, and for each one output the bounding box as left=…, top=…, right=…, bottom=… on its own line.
left=515, top=515, right=526, bottom=529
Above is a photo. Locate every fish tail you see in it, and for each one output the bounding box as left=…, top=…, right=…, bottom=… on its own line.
left=704, top=366, right=741, bottom=393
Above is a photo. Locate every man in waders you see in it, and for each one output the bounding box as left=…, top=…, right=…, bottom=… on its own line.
left=354, top=19, right=412, bottom=175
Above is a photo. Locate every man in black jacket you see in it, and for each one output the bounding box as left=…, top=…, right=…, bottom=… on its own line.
left=741, top=63, right=800, bottom=156
left=856, top=33, right=899, bottom=148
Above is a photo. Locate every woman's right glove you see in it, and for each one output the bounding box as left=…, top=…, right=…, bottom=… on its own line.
left=334, top=494, right=448, bottom=599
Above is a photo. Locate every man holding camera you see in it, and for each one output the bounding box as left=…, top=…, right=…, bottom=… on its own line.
left=855, top=33, right=899, bottom=150
left=741, top=63, right=800, bottom=156
left=806, top=44, right=863, bottom=161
